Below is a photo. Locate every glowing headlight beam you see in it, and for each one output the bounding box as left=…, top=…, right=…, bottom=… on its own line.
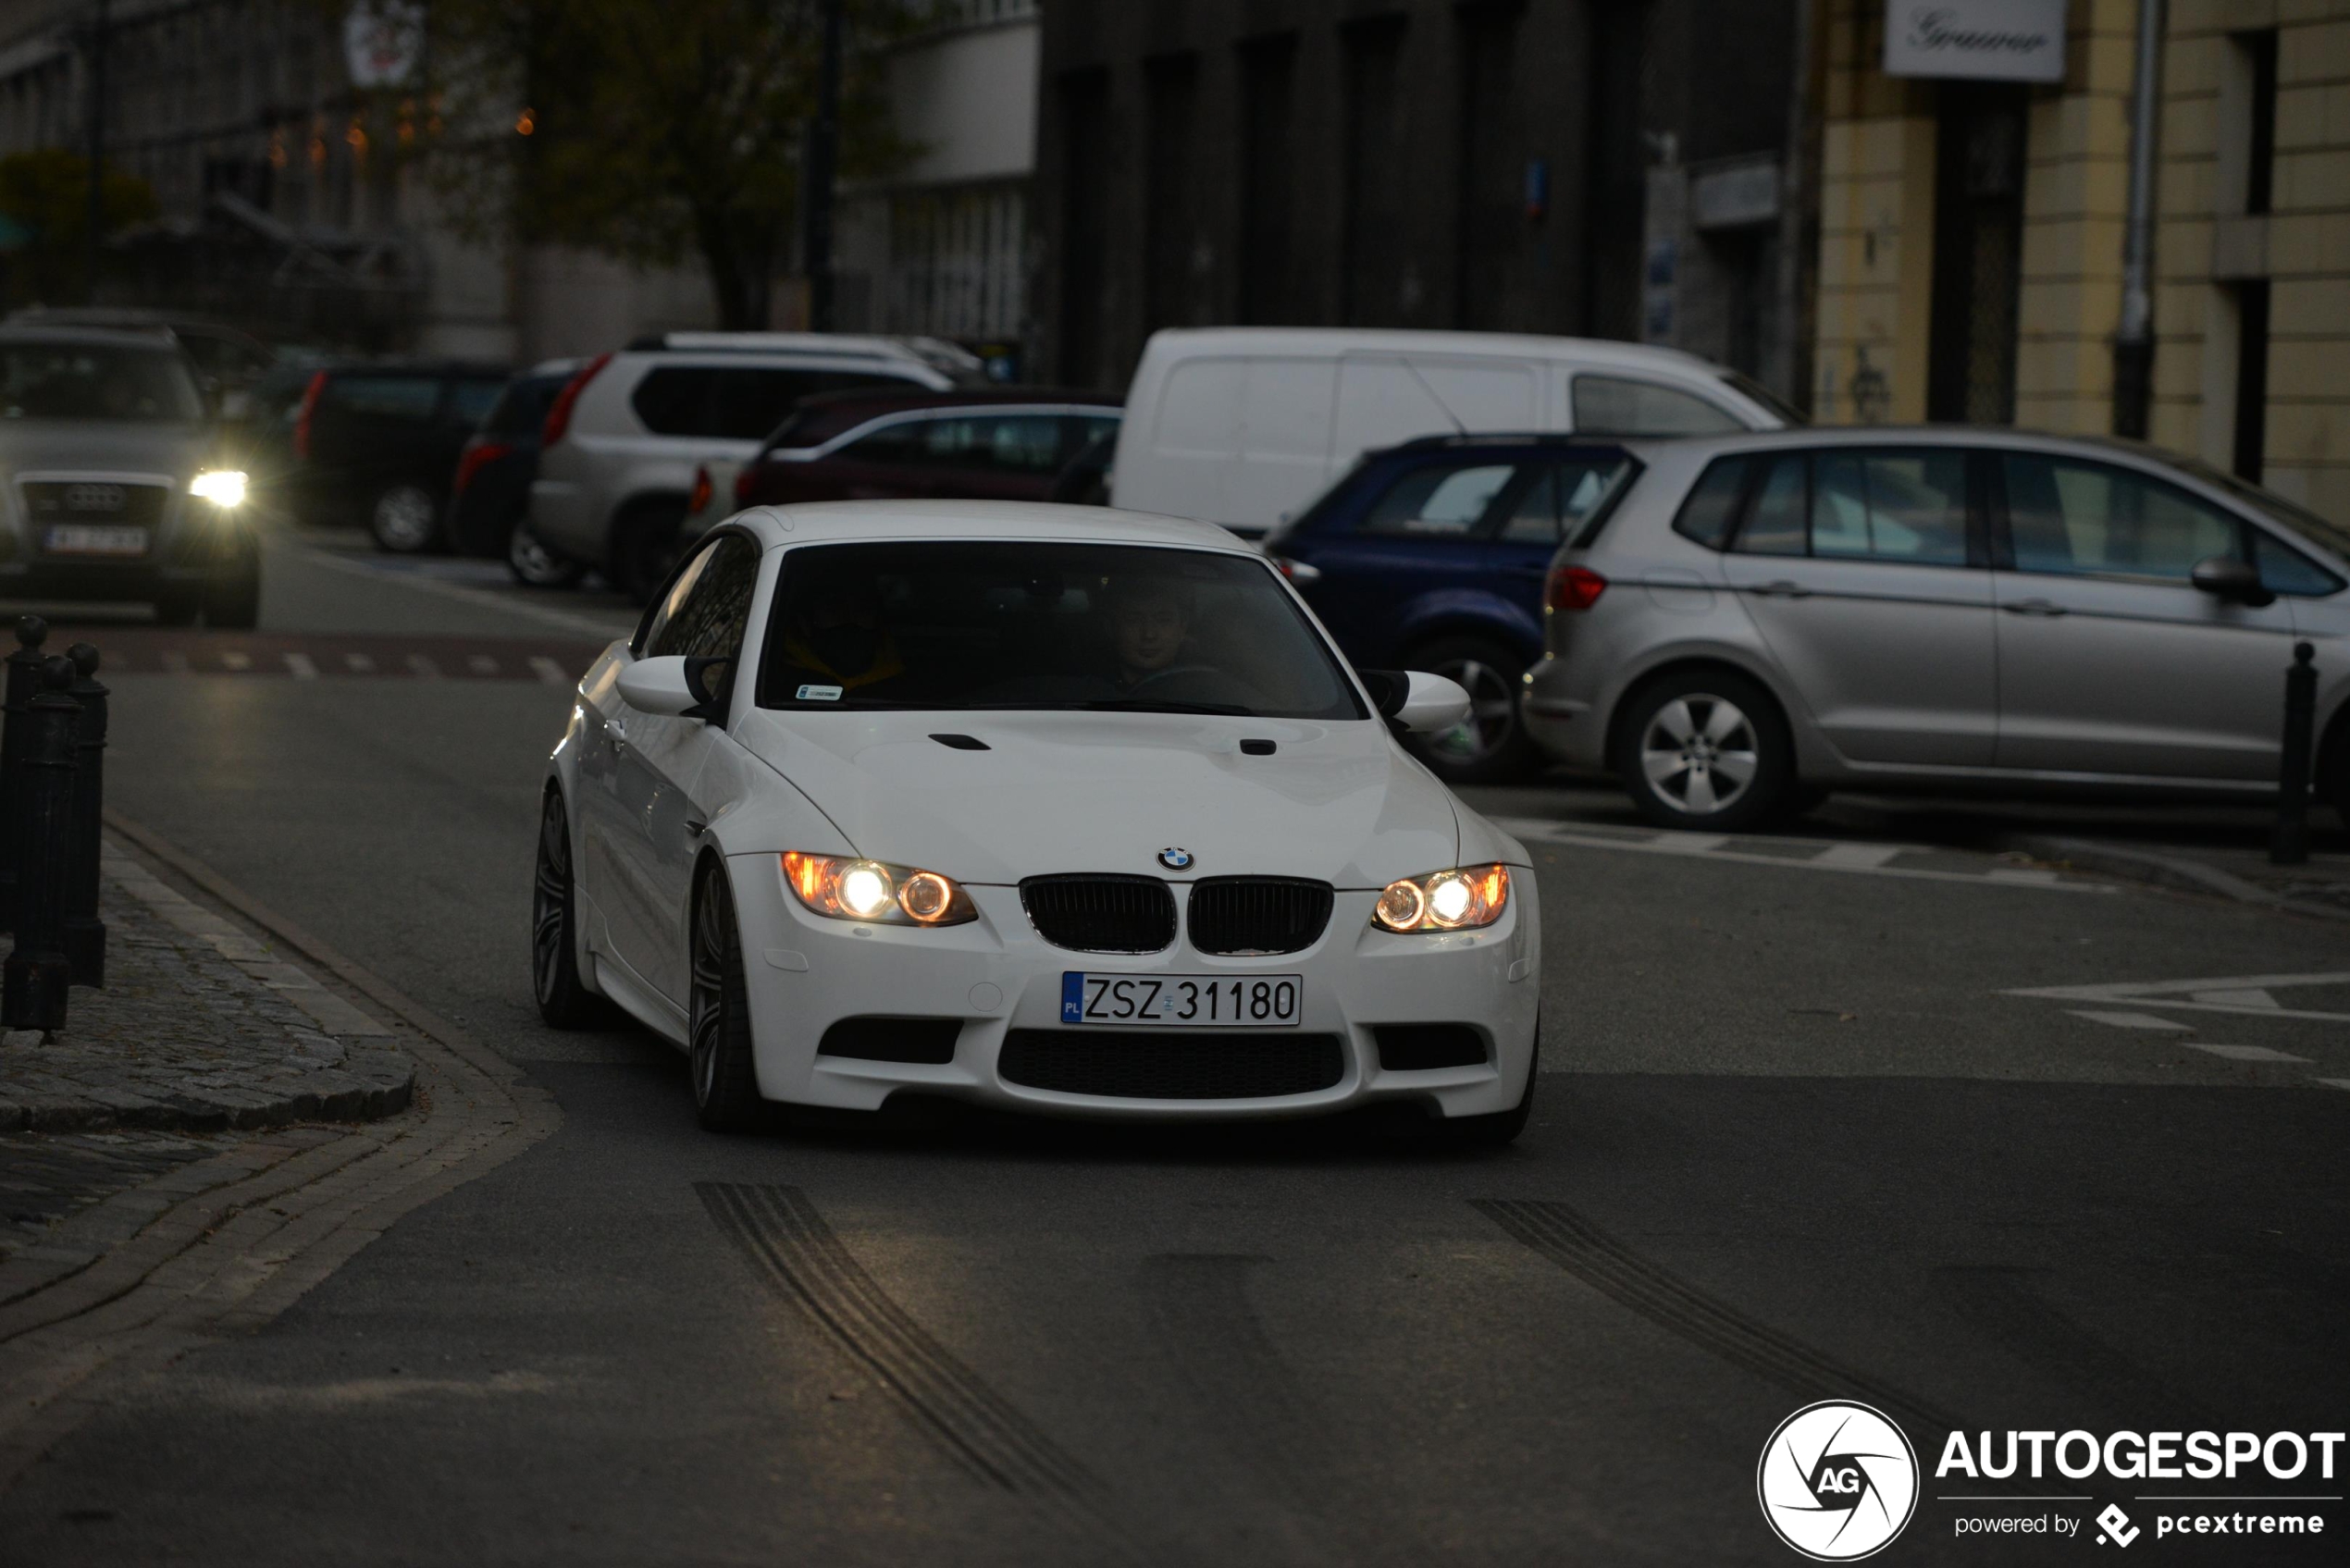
left=189, top=469, right=249, bottom=507
left=1371, top=864, right=1510, bottom=933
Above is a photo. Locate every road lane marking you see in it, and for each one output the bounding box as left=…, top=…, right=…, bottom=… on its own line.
left=1812, top=842, right=1902, bottom=870
left=1495, top=817, right=2113, bottom=893
left=2318, top=1080, right=2350, bottom=1092
left=2186, top=1043, right=2312, bottom=1062
left=2067, top=1009, right=2194, bottom=1031
left=2191, top=987, right=2280, bottom=1008
left=344, top=652, right=375, bottom=673
left=282, top=652, right=317, bottom=680
left=298, top=544, right=630, bottom=638
left=406, top=654, right=441, bottom=679
left=2009, top=970, right=2350, bottom=1022
left=218, top=650, right=252, bottom=672
left=466, top=654, right=500, bottom=675
left=528, top=656, right=569, bottom=686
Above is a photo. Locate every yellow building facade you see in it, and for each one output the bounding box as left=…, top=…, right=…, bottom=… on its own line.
left=1812, top=0, right=2350, bottom=524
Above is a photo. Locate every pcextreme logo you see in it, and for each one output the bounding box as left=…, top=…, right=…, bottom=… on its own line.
left=1758, top=1401, right=1922, bottom=1561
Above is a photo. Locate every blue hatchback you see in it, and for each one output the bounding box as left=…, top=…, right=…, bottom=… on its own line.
left=1265, top=436, right=1636, bottom=784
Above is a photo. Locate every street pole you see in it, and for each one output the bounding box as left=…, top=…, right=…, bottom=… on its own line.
left=2113, top=0, right=2165, bottom=438
left=83, top=0, right=108, bottom=302
left=803, top=0, right=845, bottom=332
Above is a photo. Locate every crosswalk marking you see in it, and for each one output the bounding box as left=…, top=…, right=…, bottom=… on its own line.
left=2191, top=987, right=2280, bottom=1008
left=407, top=654, right=441, bottom=679
left=1812, top=842, right=1902, bottom=870
left=2319, top=1080, right=2350, bottom=1093
left=218, top=650, right=252, bottom=672
left=344, top=652, right=375, bottom=673
left=1494, top=817, right=2112, bottom=895
left=283, top=651, right=317, bottom=680
left=467, top=654, right=500, bottom=674
left=529, top=656, right=570, bottom=686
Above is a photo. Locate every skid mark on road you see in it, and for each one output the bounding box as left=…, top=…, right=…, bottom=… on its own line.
left=697, top=1182, right=1147, bottom=1561
left=1494, top=817, right=2115, bottom=894
left=1139, top=1253, right=1390, bottom=1567
left=1473, top=1199, right=1960, bottom=1438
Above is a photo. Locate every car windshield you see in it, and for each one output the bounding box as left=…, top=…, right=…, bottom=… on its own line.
left=759, top=540, right=1367, bottom=721
left=2171, top=455, right=2350, bottom=561
left=0, top=343, right=205, bottom=422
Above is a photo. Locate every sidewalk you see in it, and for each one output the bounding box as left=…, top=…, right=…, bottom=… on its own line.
left=1995, top=832, right=2350, bottom=921
left=0, top=835, right=417, bottom=1266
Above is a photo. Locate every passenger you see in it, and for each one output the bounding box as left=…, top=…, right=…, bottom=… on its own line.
left=773, top=571, right=908, bottom=699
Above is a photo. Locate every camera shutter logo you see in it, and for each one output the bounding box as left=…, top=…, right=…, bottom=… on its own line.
left=1757, top=1401, right=1919, bottom=1561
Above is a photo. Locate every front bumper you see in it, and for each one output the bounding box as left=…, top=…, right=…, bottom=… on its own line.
left=724, top=856, right=1542, bottom=1122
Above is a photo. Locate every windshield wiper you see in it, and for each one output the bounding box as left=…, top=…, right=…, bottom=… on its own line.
left=1078, top=698, right=1255, bottom=716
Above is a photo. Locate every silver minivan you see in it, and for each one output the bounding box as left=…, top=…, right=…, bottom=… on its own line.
left=1521, top=428, right=2350, bottom=830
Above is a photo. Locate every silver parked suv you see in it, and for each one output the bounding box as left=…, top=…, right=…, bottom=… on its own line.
left=527, top=333, right=983, bottom=599
left=1522, top=427, right=2350, bottom=830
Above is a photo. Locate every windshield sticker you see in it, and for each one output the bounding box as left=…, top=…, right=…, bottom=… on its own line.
left=796, top=684, right=844, bottom=702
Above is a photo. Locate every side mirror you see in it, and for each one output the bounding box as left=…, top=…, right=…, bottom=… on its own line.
left=616, top=654, right=731, bottom=721
left=1360, top=668, right=1474, bottom=735
left=2190, top=556, right=2275, bottom=609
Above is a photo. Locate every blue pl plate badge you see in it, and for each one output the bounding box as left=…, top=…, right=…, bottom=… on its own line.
left=1060, top=972, right=1085, bottom=1024
left=796, top=684, right=844, bottom=701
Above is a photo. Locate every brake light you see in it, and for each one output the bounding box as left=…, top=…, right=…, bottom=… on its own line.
left=540, top=351, right=612, bottom=447
left=452, top=438, right=513, bottom=499
left=1545, top=564, right=1608, bottom=611
left=292, top=370, right=328, bottom=460
left=688, top=465, right=712, bottom=516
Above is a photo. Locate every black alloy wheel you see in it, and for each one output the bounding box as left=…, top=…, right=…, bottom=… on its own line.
left=688, top=864, right=766, bottom=1132
left=532, top=791, right=600, bottom=1028
left=508, top=522, right=588, bottom=588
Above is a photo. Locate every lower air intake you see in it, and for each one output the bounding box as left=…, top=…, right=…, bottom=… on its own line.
left=998, top=1030, right=1344, bottom=1099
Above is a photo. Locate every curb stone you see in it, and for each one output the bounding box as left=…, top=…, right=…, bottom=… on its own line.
left=0, top=812, right=561, bottom=1490
left=1997, top=833, right=2350, bottom=923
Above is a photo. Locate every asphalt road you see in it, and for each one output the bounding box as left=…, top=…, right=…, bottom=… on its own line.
left=5, top=523, right=2347, bottom=1565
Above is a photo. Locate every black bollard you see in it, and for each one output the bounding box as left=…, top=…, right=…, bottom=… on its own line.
left=0, top=615, right=48, bottom=925
left=64, top=642, right=106, bottom=988
left=2271, top=641, right=2318, bottom=867
left=3, top=656, right=81, bottom=1031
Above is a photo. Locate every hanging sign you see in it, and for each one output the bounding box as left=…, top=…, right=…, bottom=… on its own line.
left=1884, top=1, right=2068, bottom=83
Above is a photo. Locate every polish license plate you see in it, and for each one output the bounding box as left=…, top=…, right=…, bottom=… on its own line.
left=1061, top=972, right=1303, bottom=1028
left=43, top=524, right=148, bottom=557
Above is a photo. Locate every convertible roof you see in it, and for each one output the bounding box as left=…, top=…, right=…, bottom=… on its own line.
left=736, top=500, right=1244, bottom=552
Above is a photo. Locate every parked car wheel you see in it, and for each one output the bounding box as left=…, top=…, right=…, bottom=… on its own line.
left=204, top=562, right=261, bottom=629
left=1614, top=668, right=1794, bottom=833
left=1409, top=636, right=1538, bottom=785
left=368, top=481, right=443, bottom=553
left=509, top=523, right=588, bottom=589
left=611, top=499, right=686, bottom=605
left=688, top=862, right=766, bottom=1132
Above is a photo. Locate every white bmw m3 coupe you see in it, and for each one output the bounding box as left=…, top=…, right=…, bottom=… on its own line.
left=533, top=501, right=1542, bottom=1143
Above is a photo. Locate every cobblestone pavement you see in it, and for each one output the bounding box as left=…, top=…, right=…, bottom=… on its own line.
left=0, top=841, right=415, bottom=1137
left=0, top=1128, right=225, bottom=1261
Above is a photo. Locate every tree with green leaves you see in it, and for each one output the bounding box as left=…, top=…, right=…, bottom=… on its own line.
left=0, top=150, right=157, bottom=309
left=426, top=0, right=918, bottom=329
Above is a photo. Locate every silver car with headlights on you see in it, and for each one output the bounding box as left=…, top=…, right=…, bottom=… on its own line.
left=1522, top=427, right=2350, bottom=830
left=0, top=327, right=260, bottom=626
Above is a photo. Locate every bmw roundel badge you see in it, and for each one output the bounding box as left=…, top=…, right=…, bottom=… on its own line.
left=1156, top=847, right=1194, bottom=871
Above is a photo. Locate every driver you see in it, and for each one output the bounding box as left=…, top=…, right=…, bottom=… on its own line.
left=1105, top=578, right=1196, bottom=690
left=773, top=568, right=908, bottom=698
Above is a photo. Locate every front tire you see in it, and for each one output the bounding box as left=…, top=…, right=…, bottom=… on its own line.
left=532, top=792, right=601, bottom=1029
left=688, top=864, right=766, bottom=1132
left=509, top=522, right=588, bottom=588
left=1409, top=635, right=1539, bottom=785
left=368, top=481, right=443, bottom=553
left=1614, top=669, right=1794, bottom=833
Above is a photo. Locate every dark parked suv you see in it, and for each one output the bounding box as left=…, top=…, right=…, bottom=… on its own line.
left=1264, top=434, right=1637, bottom=784
left=730, top=388, right=1122, bottom=511
left=445, top=360, right=584, bottom=586
left=282, top=362, right=510, bottom=551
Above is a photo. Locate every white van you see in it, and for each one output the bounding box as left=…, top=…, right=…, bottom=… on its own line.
left=1108, top=327, right=1795, bottom=536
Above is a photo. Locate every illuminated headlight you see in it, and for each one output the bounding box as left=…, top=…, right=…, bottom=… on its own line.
left=1371, top=864, right=1510, bottom=933
left=780, top=852, right=975, bottom=926
left=189, top=469, right=248, bottom=507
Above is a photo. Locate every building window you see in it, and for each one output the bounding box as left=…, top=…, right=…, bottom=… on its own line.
left=1057, top=68, right=1110, bottom=387
left=1340, top=15, right=1409, bottom=325
left=1925, top=84, right=2026, bottom=425
left=1236, top=34, right=1298, bottom=326
left=1143, top=52, right=1204, bottom=332
left=2238, top=28, right=2279, bottom=216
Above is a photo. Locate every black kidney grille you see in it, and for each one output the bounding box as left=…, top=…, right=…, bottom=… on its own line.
left=1185, top=877, right=1334, bottom=956
left=1019, top=874, right=1176, bottom=954
left=998, top=1030, right=1343, bottom=1100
